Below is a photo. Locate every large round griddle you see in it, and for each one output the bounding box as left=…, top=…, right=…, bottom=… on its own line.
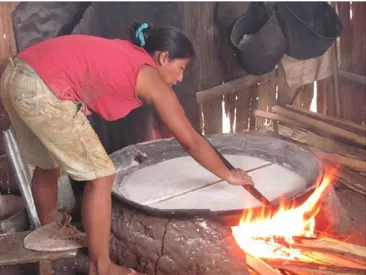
left=110, top=133, right=322, bottom=219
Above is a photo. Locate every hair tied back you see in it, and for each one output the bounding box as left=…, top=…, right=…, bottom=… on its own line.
left=135, top=23, right=149, bottom=47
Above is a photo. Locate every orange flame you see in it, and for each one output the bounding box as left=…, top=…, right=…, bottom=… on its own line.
left=232, top=166, right=338, bottom=259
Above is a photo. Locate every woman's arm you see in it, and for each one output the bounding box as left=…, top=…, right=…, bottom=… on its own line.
left=136, top=65, right=253, bottom=186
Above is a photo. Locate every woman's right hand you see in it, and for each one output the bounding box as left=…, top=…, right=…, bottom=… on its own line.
left=226, top=169, right=254, bottom=186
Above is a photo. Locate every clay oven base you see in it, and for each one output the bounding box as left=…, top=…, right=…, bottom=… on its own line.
left=110, top=200, right=250, bottom=275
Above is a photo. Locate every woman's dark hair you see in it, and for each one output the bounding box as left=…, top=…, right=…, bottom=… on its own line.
left=129, top=22, right=195, bottom=60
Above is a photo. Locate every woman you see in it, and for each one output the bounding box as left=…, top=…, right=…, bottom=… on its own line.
left=0, top=23, right=253, bottom=275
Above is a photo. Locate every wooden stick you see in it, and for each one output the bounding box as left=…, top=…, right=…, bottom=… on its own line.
left=335, top=166, right=366, bottom=195
left=246, top=254, right=281, bottom=275
left=284, top=141, right=366, bottom=172
left=284, top=105, right=366, bottom=135
left=254, top=109, right=301, bottom=126
left=144, top=162, right=274, bottom=205
left=267, top=124, right=365, bottom=161
left=271, top=106, right=366, bottom=146
left=265, top=259, right=366, bottom=275
left=302, top=250, right=366, bottom=270
left=196, top=74, right=264, bottom=103
left=291, top=237, right=366, bottom=260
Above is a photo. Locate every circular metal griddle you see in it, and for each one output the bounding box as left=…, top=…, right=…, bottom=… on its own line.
left=110, top=133, right=323, bottom=223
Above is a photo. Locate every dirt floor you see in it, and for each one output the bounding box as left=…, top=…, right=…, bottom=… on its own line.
left=0, top=181, right=364, bottom=275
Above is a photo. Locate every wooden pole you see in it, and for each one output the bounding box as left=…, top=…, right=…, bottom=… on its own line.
left=271, top=106, right=366, bottom=146
left=285, top=105, right=366, bottom=135
left=253, top=109, right=301, bottom=127
left=268, top=124, right=365, bottom=161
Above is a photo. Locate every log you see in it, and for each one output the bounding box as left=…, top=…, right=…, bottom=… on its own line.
left=110, top=199, right=251, bottom=275
left=264, top=259, right=366, bottom=275
left=271, top=106, right=366, bottom=146
left=284, top=105, right=366, bottom=136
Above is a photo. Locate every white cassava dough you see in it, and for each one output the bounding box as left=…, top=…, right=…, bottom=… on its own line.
left=120, top=155, right=307, bottom=210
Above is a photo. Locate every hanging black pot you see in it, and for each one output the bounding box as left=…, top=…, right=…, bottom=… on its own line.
left=274, top=2, right=343, bottom=60
left=230, top=2, right=286, bottom=75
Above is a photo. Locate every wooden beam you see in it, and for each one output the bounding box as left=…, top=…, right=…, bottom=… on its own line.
left=339, top=70, right=366, bottom=85
left=196, top=74, right=264, bottom=103
left=271, top=106, right=366, bottom=146
left=253, top=109, right=301, bottom=127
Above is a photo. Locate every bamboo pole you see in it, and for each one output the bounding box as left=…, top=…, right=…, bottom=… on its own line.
left=271, top=106, right=366, bottom=146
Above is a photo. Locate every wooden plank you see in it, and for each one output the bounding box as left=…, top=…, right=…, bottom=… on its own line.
left=270, top=124, right=365, bottom=161
left=246, top=254, right=280, bottom=275
left=265, top=259, right=366, bottom=275
left=316, top=77, right=336, bottom=118
left=348, top=2, right=366, bottom=75
left=337, top=2, right=352, bottom=71
left=298, top=83, right=314, bottom=111
left=0, top=231, right=78, bottom=267
left=291, top=237, right=366, bottom=260
left=201, top=97, right=222, bottom=134
left=234, top=87, right=254, bottom=132
left=248, top=86, right=259, bottom=130
left=254, top=109, right=301, bottom=127
left=196, top=75, right=263, bottom=103
left=38, top=260, right=53, bottom=275
left=285, top=105, right=366, bottom=135
left=336, top=166, right=366, bottom=195
left=271, top=106, right=366, bottom=146
left=255, top=75, right=275, bottom=129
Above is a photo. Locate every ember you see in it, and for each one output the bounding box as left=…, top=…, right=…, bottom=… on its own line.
left=232, top=166, right=338, bottom=260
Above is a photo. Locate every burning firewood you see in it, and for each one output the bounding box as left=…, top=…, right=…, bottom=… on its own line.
left=264, top=258, right=366, bottom=275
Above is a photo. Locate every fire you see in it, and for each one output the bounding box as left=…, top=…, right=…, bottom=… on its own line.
left=232, top=166, right=337, bottom=260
